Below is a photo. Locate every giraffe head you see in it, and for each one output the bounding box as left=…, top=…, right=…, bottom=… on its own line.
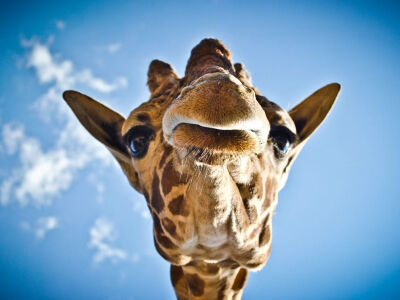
left=63, top=39, right=339, bottom=298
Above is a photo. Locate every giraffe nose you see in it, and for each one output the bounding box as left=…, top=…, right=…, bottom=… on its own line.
left=163, top=73, right=270, bottom=156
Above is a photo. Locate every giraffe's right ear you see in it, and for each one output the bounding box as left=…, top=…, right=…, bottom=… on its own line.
left=62, top=90, right=142, bottom=193
left=147, top=60, right=179, bottom=96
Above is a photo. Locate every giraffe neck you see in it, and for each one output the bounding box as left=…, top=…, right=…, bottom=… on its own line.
left=171, top=261, right=248, bottom=300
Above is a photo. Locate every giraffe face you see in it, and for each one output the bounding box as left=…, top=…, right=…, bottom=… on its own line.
left=123, top=72, right=289, bottom=178
left=63, top=39, right=340, bottom=270
left=119, top=69, right=303, bottom=268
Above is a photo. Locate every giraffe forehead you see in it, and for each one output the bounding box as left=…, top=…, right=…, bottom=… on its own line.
left=258, top=96, right=296, bottom=133
left=270, top=108, right=296, bottom=133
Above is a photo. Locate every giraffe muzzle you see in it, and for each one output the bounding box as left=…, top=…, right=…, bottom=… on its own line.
left=163, top=73, right=269, bottom=159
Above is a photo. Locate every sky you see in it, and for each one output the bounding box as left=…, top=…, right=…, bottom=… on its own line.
left=0, top=0, right=399, bottom=299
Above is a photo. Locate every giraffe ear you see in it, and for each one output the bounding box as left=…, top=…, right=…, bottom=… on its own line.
left=289, top=83, right=340, bottom=144
left=147, top=60, right=179, bottom=96
left=62, top=90, right=142, bottom=193
left=234, top=63, right=252, bottom=87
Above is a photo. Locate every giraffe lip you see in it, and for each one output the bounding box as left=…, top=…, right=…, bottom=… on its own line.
left=170, top=123, right=264, bottom=155
left=162, top=72, right=270, bottom=157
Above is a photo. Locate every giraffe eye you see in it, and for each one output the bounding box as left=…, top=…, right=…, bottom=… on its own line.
left=269, top=126, right=296, bottom=158
left=125, top=125, right=155, bottom=159
left=130, top=136, right=149, bottom=157
left=272, top=135, right=290, bottom=154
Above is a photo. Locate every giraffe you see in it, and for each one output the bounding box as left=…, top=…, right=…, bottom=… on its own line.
left=63, top=39, right=340, bottom=299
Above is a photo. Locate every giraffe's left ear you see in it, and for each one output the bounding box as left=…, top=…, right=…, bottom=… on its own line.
left=278, top=83, right=340, bottom=190
left=234, top=63, right=252, bottom=87
left=289, top=83, right=341, bottom=145
left=62, top=90, right=142, bottom=193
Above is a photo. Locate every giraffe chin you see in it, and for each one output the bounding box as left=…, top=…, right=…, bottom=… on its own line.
left=170, top=123, right=264, bottom=165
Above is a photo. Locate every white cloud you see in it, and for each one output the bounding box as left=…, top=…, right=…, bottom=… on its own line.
left=36, top=216, right=59, bottom=239
left=132, top=199, right=151, bottom=219
left=25, top=40, right=127, bottom=92
left=19, top=216, right=59, bottom=239
left=106, top=43, right=122, bottom=54
left=27, top=42, right=73, bottom=85
left=0, top=39, right=127, bottom=206
left=1, top=122, right=109, bottom=206
left=88, top=218, right=127, bottom=264
left=1, top=175, right=18, bottom=206
left=2, top=123, right=24, bottom=154
left=78, top=69, right=127, bottom=93
left=55, top=20, right=66, bottom=30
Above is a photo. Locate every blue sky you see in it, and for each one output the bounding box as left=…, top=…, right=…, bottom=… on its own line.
left=1, top=0, right=399, bottom=299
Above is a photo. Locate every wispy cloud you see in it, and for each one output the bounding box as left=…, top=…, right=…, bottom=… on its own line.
left=88, top=218, right=127, bottom=264
left=20, top=216, right=59, bottom=239
left=36, top=216, right=59, bottom=239
left=26, top=40, right=127, bottom=92
left=2, top=122, right=24, bottom=155
left=106, top=43, right=122, bottom=54
left=1, top=123, right=90, bottom=206
left=132, top=199, right=151, bottom=219
left=55, top=20, right=66, bottom=30
left=0, top=38, right=127, bottom=206
left=94, top=43, right=123, bottom=55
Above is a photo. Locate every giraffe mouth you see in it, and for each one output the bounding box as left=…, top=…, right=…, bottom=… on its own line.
left=167, top=123, right=265, bottom=164
left=162, top=72, right=269, bottom=162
